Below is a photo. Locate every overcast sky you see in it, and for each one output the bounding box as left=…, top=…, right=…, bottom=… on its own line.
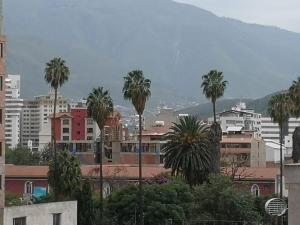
left=175, top=0, right=300, bottom=33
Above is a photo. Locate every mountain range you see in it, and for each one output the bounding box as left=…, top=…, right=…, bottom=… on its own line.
left=4, top=0, right=300, bottom=106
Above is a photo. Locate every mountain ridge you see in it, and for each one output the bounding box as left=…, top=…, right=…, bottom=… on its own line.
left=4, top=0, right=300, bottom=106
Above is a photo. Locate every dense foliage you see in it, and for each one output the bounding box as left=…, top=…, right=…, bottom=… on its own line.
left=163, top=116, right=212, bottom=186
left=6, top=147, right=41, bottom=165
left=104, top=174, right=269, bottom=225
left=48, top=149, right=82, bottom=200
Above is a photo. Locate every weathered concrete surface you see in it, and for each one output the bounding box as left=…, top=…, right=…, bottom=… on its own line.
left=4, top=201, right=77, bottom=225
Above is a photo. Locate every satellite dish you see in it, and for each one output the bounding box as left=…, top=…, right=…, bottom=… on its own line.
left=265, top=198, right=287, bottom=216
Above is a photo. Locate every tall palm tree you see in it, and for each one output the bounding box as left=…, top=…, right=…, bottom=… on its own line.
left=162, top=116, right=212, bottom=186
left=44, top=57, right=70, bottom=199
left=201, top=70, right=228, bottom=123
left=87, top=87, right=113, bottom=225
left=268, top=93, right=291, bottom=199
left=201, top=70, right=227, bottom=173
left=122, top=70, right=151, bottom=225
left=288, top=78, right=300, bottom=163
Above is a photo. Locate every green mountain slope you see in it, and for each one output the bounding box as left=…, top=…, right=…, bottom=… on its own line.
left=4, top=0, right=300, bottom=105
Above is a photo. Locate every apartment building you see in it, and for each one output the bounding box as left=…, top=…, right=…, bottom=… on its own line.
left=0, top=0, right=6, bottom=221
left=21, top=92, right=69, bottom=151
left=5, top=75, right=23, bottom=149
left=49, top=109, right=123, bottom=164
left=221, top=131, right=266, bottom=168
left=208, top=102, right=262, bottom=136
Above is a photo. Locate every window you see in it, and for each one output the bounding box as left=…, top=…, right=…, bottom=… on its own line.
left=0, top=175, right=2, bottom=190
left=0, top=43, right=3, bottom=58
left=77, top=131, right=80, bottom=135
left=87, top=119, right=93, bottom=125
left=0, top=142, right=2, bottom=156
left=53, top=213, right=61, bottom=225
left=0, top=76, right=2, bottom=91
left=63, top=119, right=69, bottom=125
left=0, top=109, right=2, bottom=124
left=24, top=181, right=33, bottom=194
left=251, top=184, right=260, bottom=197
left=13, top=217, right=26, bottom=225
left=63, top=128, right=69, bottom=133
left=63, top=136, right=69, bottom=141
left=87, top=128, right=93, bottom=133
left=87, top=136, right=93, bottom=140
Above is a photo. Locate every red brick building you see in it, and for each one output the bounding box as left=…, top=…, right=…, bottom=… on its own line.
left=51, top=109, right=123, bottom=164
left=5, top=165, right=278, bottom=198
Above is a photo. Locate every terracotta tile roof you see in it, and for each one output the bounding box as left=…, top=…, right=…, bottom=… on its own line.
left=5, top=164, right=168, bottom=179
left=5, top=164, right=278, bottom=181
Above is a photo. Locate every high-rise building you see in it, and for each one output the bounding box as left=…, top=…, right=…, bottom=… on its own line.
left=5, top=75, right=23, bottom=149
left=0, top=0, right=6, bottom=221
left=21, top=92, right=69, bottom=151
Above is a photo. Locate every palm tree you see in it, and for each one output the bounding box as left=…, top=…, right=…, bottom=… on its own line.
left=201, top=70, right=228, bottom=123
left=268, top=93, right=291, bottom=199
left=44, top=57, right=70, bottom=199
left=289, top=77, right=300, bottom=163
left=201, top=70, right=227, bottom=173
left=162, top=116, right=212, bottom=186
left=87, top=87, right=113, bottom=225
left=122, top=70, right=151, bottom=225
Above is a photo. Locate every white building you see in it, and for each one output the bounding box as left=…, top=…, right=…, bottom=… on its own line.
left=21, top=92, right=69, bottom=151
left=4, top=201, right=77, bottom=225
left=261, top=117, right=300, bottom=144
left=208, top=102, right=262, bottom=136
left=5, top=75, right=23, bottom=149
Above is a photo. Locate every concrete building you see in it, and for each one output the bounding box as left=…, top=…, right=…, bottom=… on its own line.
left=5, top=75, right=23, bottom=149
left=4, top=201, right=77, bottom=225
left=261, top=117, right=300, bottom=143
left=21, top=92, right=69, bottom=151
left=221, top=131, right=266, bottom=168
left=0, top=0, right=6, bottom=222
left=209, top=102, right=262, bottom=136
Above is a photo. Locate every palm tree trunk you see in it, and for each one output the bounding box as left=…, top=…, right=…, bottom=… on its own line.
left=100, top=129, right=104, bottom=225
left=138, top=114, right=144, bottom=225
left=213, top=100, right=216, bottom=123
left=280, top=123, right=283, bottom=199
left=53, top=88, right=58, bottom=200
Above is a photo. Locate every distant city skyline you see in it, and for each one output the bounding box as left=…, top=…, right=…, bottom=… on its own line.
left=175, top=0, right=300, bottom=33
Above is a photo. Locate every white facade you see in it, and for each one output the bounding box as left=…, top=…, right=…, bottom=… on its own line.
left=4, top=201, right=77, bottom=225
left=5, top=75, right=23, bottom=149
left=265, top=140, right=288, bottom=164
left=261, top=117, right=300, bottom=144
left=208, top=102, right=262, bottom=136
left=21, top=92, right=69, bottom=151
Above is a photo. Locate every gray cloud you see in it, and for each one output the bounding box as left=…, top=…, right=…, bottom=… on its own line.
left=175, top=0, right=300, bottom=33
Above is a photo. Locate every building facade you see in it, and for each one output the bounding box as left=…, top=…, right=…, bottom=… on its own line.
left=0, top=1, right=6, bottom=221
left=5, top=75, right=23, bottom=149
left=21, top=92, right=69, bottom=151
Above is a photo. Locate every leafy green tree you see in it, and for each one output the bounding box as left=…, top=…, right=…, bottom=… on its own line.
left=5, top=192, right=22, bottom=207
left=48, top=149, right=82, bottom=200
left=268, top=93, right=290, bottom=198
left=40, top=143, right=53, bottom=164
left=44, top=57, right=70, bottom=199
left=87, top=86, right=113, bottom=225
left=106, top=181, right=193, bottom=225
left=201, top=70, right=228, bottom=123
left=191, top=174, right=262, bottom=223
left=122, top=70, right=151, bottom=225
left=162, top=116, right=212, bottom=186
left=6, top=146, right=41, bottom=165
left=75, top=179, right=96, bottom=225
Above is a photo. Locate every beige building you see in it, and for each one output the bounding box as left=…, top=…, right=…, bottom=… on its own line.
left=221, top=131, right=266, bottom=168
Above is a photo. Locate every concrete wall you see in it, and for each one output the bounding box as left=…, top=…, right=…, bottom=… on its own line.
left=4, top=201, right=77, bottom=225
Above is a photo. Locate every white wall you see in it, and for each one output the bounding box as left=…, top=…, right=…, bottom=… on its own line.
left=4, top=201, right=77, bottom=225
